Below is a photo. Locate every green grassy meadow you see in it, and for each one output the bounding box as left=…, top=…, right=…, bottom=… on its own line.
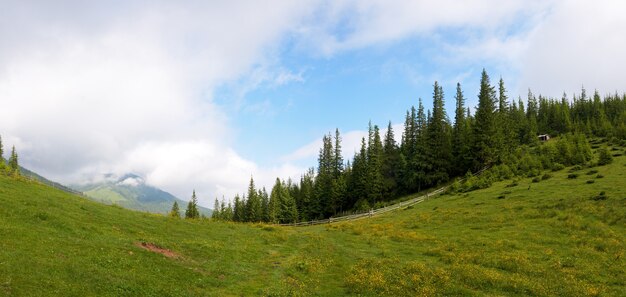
left=1, top=156, right=624, bottom=296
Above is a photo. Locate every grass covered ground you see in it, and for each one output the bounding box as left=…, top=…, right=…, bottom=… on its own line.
left=1, top=156, right=624, bottom=296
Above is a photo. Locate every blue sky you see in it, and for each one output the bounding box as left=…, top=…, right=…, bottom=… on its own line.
left=1, top=1, right=625, bottom=206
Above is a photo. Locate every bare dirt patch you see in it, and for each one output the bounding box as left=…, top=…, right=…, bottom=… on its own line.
left=135, top=242, right=180, bottom=259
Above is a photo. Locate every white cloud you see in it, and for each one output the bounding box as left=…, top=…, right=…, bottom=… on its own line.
left=298, top=0, right=549, bottom=56
left=517, top=0, right=626, bottom=97
left=0, top=1, right=315, bottom=207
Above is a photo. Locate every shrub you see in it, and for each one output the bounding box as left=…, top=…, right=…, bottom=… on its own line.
left=567, top=173, right=578, bottom=179
left=596, top=174, right=604, bottom=179
left=354, top=199, right=371, bottom=212
left=586, top=180, right=595, bottom=184
left=497, top=195, right=506, bottom=199
left=569, top=165, right=582, bottom=172
left=551, top=163, right=565, bottom=171
left=597, top=147, right=613, bottom=165
left=586, top=169, right=598, bottom=175
left=591, top=191, right=607, bottom=201
left=532, top=177, right=541, bottom=183
left=542, top=173, right=552, bottom=180
left=505, top=181, right=519, bottom=188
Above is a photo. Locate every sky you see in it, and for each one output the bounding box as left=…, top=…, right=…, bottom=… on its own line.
left=1, top=0, right=625, bottom=207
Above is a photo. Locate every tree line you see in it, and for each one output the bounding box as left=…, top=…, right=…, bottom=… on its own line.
left=172, top=69, right=626, bottom=223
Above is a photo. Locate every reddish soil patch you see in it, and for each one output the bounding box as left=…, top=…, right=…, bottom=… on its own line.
left=135, top=242, right=180, bottom=259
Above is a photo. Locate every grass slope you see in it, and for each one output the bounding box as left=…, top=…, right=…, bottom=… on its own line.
left=0, top=158, right=624, bottom=296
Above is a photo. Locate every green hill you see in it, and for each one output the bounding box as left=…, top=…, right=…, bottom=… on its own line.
left=72, top=173, right=211, bottom=216
left=0, top=157, right=624, bottom=296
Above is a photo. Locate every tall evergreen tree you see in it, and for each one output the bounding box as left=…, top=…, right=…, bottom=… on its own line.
left=211, top=198, right=221, bottom=220
left=169, top=201, right=181, bottom=218
left=426, top=81, right=452, bottom=185
left=245, top=177, right=262, bottom=222
left=314, top=134, right=335, bottom=217
left=232, top=194, right=243, bottom=222
left=348, top=138, right=369, bottom=208
left=268, top=178, right=282, bottom=223
left=260, top=187, right=270, bottom=222
left=185, top=190, right=200, bottom=219
left=382, top=121, right=404, bottom=198
left=472, top=69, right=498, bottom=169
left=367, top=125, right=384, bottom=203
left=333, top=129, right=344, bottom=177
left=280, top=180, right=299, bottom=223
left=330, top=129, right=346, bottom=214
left=525, top=89, right=539, bottom=145
left=297, top=168, right=315, bottom=221
left=496, top=78, right=514, bottom=161
left=8, top=146, right=19, bottom=174
left=452, top=83, right=472, bottom=175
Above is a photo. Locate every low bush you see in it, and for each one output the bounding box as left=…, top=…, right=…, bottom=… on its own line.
left=505, top=181, right=519, bottom=188
left=551, top=163, right=565, bottom=171
left=586, top=180, right=595, bottom=184
left=569, top=165, right=582, bottom=172
left=567, top=173, right=578, bottom=179
left=591, top=191, right=607, bottom=201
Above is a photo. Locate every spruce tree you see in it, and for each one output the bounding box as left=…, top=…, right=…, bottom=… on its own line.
left=348, top=138, right=369, bottom=208
left=280, top=180, right=299, bottom=223
left=452, top=83, right=472, bottom=175
left=330, top=129, right=346, bottom=214
left=260, top=187, right=270, bottom=222
left=269, top=178, right=283, bottom=223
left=8, top=146, right=19, bottom=174
left=382, top=121, right=403, bottom=198
left=525, top=89, right=539, bottom=145
left=426, top=82, right=452, bottom=185
left=472, top=69, right=498, bottom=169
left=169, top=201, right=181, bottom=218
left=185, top=190, right=200, bottom=219
left=212, top=198, right=221, bottom=220
left=245, top=177, right=261, bottom=222
left=233, top=194, right=243, bottom=222
left=496, top=78, right=512, bottom=161
left=314, top=133, right=335, bottom=217
left=367, top=125, right=384, bottom=204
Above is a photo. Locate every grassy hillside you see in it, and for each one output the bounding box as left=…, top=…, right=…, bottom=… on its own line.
left=1, top=157, right=624, bottom=296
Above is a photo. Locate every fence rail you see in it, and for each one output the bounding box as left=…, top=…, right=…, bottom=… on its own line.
left=279, top=167, right=488, bottom=227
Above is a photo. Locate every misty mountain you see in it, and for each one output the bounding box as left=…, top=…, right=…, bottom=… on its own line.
left=72, top=173, right=211, bottom=216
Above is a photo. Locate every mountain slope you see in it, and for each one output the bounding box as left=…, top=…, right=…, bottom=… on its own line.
left=0, top=156, right=624, bottom=296
left=19, top=165, right=82, bottom=195
left=73, top=173, right=211, bottom=216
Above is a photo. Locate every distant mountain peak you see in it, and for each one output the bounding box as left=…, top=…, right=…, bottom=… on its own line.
left=117, top=173, right=145, bottom=187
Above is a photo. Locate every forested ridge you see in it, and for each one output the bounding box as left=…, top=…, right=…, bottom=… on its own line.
left=205, top=69, right=626, bottom=223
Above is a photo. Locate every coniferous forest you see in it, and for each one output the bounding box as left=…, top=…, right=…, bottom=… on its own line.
left=208, top=69, right=626, bottom=223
